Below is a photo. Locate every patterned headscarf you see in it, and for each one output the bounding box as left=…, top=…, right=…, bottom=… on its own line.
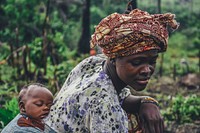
left=90, top=9, right=179, bottom=58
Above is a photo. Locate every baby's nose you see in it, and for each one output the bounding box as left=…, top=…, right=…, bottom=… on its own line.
left=43, top=105, right=50, bottom=110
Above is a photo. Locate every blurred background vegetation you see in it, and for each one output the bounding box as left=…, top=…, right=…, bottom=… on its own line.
left=0, top=0, right=199, bottom=132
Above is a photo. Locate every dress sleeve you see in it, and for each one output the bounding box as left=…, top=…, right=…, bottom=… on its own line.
left=89, top=100, right=129, bottom=133
left=118, top=87, right=131, bottom=106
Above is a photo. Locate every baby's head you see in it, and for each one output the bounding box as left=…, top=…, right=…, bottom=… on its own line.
left=18, top=83, right=53, bottom=120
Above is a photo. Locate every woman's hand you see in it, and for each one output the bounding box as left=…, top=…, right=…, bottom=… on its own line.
left=122, top=95, right=164, bottom=133
left=139, top=103, right=164, bottom=133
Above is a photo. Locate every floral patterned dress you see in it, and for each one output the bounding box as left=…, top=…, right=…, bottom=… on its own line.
left=46, top=54, right=140, bottom=133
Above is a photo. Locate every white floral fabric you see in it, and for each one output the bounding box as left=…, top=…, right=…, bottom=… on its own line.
left=46, top=54, right=131, bottom=133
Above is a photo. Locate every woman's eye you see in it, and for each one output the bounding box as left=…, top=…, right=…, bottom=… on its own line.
left=150, top=60, right=157, bottom=64
left=131, top=60, right=142, bottom=66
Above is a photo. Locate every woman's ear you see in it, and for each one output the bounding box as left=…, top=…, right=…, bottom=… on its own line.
left=19, top=101, right=26, bottom=113
left=110, top=58, right=116, bottom=66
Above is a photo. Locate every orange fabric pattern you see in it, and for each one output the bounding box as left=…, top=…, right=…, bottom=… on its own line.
left=90, top=9, right=179, bottom=58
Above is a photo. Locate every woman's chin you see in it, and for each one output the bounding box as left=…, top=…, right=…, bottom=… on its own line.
left=135, top=88, right=146, bottom=91
left=129, top=84, right=147, bottom=91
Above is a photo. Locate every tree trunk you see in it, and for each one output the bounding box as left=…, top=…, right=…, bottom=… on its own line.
left=157, top=0, right=164, bottom=77
left=41, top=0, right=51, bottom=75
left=124, top=0, right=137, bottom=13
left=157, top=0, right=161, bottom=13
left=22, top=45, right=29, bottom=81
left=15, top=27, right=21, bottom=76
left=42, top=29, right=47, bottom=75
left=129, top=0, right=137, bottom=10
left=77, top=0, right=90, bottom=54
left=159, top=54, right=164, bottom=77
left=9, top=42, right=14, bottom=67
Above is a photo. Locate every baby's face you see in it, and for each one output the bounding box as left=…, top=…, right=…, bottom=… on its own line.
left=24, top=86, right=53, bottom=120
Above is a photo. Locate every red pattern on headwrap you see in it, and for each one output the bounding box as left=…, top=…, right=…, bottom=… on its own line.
left=90, top=9, right=179, bottom=58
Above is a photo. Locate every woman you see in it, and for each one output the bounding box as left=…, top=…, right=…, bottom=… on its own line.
left=46, top=9, right=179, bottom=133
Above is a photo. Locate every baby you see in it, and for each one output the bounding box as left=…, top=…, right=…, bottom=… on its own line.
left=2, top=83, right=56, bottom=133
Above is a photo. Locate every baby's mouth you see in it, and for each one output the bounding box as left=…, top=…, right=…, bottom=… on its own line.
left=40, top=113, right=49, bottom=119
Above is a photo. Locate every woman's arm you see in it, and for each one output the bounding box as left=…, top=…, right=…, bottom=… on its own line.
left=122, top=95, right=145, bottom=113
left=122, top=94, right=164, bottom=133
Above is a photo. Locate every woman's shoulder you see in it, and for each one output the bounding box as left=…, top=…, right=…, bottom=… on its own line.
left=78, top=54, right=107, bottom=67
left=63, top=54, right=106, bottom=86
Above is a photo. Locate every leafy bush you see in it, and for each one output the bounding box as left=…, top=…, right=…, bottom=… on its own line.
left=0, top=97, right=19, bottom=128
left=163, top=94, right=200, bottom=124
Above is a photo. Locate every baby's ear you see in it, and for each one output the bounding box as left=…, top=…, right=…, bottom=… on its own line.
left=19, top=101, right=26, bottom=113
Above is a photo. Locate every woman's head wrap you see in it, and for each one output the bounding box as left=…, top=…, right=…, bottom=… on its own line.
left=90, top=9, right=179, bottom=58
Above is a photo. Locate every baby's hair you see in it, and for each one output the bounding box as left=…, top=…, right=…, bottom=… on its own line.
left=18, top=83, right=46, bottom=103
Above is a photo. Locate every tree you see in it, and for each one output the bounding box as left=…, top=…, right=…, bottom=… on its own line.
left=124, top=0, right=137, bottom=13
left=157, top=0, right=161, bottom=13
left=157, top=0, right=164, bottom=77
left=77, top=0, right=90, bottom=54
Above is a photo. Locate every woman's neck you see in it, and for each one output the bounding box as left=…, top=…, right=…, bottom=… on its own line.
left=103, top=59, right=126, bottom=94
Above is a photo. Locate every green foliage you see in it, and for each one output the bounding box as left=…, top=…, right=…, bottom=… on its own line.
left=163, top=94, right=200, bottom=124
left=0, top=83, right=18, bottom=96
left=28, top=37, right=44, bottom=68
left=155, top=32, right=199, bottom=75
left=0, top=0, right=46, bottom=43
left=0, top=43, right=10, bottom=61
left=0, top=97, right=19, bottom=128
left=4, top=97, right=19, bottom=116
left=90, top=6, right=107, bottom=25
left=0, top=64, right=17, bottom=82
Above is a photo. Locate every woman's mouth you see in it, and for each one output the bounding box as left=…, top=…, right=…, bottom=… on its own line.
left=136, top=79, right=149, bottom=85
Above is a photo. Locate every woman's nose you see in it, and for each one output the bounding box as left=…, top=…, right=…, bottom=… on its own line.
left=140, top=65, right=152, bottom=74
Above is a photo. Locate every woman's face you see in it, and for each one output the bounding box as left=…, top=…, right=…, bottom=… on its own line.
left=115, top=50, right=158, bottom=91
